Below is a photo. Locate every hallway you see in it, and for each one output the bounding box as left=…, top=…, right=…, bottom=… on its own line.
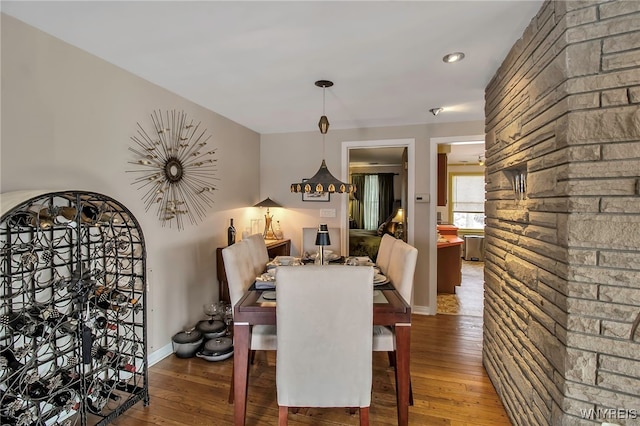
left=437, top=260, right=484, bottom=316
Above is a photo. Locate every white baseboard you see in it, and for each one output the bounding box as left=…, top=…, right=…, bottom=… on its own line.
left=147, top=343, right=173, bottom=367
left=412, top=304, right=436, bottom=315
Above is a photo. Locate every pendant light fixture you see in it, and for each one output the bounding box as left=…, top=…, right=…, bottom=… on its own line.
left=290, top=80, right=355, bottom=195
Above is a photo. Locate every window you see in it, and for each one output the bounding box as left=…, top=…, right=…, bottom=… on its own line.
left=450, top=173, right=485, bottom=229
left=363, top=174, right=379, bottom=230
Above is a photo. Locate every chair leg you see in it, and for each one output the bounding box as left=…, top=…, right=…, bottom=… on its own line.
left=359, top=407, right=370, bottom=426
left=349, top=408, right=357, bottom=415
left=387, top=351, right=396, bottom=367
left=228, top=364, right=234, bottom=404
left=250, top=350, right=257, bottom=364
left=278, top=406, right=288, bottom=426
left=409, top=379, right=414, bottom=406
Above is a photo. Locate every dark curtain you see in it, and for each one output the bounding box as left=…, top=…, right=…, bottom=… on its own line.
left=351, top=174, right=366, bottom=229
left=378, top=173, right=395, bottom=225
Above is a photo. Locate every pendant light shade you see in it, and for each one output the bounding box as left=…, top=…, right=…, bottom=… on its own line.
left=290, top=80, right=355, bottom=195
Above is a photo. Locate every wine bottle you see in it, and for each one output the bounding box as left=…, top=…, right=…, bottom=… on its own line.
left=51, top=388, right=75, bottom=407
left=227, top=218, right=236, bottom=246
left=0, top=348, right=25, bottom=386
left=91, top=286, right=138, bottom=311
left=26, top=379, right=49, bottom=399
left=80, top=205, right=100, bottom=224
left=91, top=346, right=137, bottom=373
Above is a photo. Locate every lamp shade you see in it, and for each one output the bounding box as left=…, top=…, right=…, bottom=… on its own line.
left=253, top=197, right=282, bottom=208
left=392, top=208, right=404, bottom=223
left=315, top=224, right=331, bottom=246
left=290, top=160, right=355, bottom=194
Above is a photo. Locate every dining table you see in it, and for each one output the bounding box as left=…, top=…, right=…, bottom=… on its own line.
left=232, top=262, right=412, bottom=425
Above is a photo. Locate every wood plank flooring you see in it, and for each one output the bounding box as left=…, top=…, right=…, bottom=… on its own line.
left=106, top=313, right=511, bottom=426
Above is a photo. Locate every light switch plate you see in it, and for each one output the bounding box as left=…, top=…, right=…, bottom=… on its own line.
left=320, top=209, right=336, bottom=218
left=415, top=193, right=430, bottom=203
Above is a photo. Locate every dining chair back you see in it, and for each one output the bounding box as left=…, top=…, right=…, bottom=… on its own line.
left=372, top=239, right=417, bottom=407
left=245, top=233, right=270, bottom=275
left=222, top=239, right=277, bottom=350
left=222, top=239, right=277, bottom=405
left=376, top=233, right=398, bottom=275
left=301, top=227, right=341, bottom=256
left=222, top=240, right=255, bottom=309
left=386, top=239, right=418, bottom=306
left=276, top=265, right=373, bottom=424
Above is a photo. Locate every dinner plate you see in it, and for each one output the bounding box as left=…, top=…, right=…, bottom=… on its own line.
left=262, top=291, right=277, bottom=300
left=373, top=273, right=389, bottom=285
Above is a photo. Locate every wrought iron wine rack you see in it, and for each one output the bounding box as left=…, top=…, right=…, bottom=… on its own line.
left=0, top=191, right=148, bottom=426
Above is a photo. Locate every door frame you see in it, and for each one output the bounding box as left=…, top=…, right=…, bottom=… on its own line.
left=340, top=139, right=415, bottom=256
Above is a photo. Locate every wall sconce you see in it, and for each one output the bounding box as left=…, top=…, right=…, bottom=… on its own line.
left=507, top=169, right=527, bottom=201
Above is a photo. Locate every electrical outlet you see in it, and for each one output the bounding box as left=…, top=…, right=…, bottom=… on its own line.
left=320, top=209, right=336, bottom=218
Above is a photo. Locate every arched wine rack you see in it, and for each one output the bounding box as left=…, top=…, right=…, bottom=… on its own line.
left=0, top=191, right=148, bottom=425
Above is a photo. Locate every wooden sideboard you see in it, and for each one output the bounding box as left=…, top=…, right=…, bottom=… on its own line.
left=216, top=238, right=291, bottom=303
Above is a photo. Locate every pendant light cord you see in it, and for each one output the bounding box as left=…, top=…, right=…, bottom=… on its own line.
left=322, top=86, right=326, bottom=160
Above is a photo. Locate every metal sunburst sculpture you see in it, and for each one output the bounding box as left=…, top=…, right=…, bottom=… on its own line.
left=128, top=110, right=218, bottom=230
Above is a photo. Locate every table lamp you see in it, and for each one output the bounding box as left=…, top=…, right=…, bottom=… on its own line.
left=392, top=208, right=404, bottom=240
left=315, top=224, right=330, bottom=265
left=253, top=197, right=282, bottom=239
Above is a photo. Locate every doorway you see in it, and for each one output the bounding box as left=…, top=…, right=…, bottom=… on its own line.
left=340, top=139, right=415, bottom=257
left=431, top=136, right=485, bottom=315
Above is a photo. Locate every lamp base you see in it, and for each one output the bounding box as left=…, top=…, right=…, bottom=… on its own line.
left=394, top=224, right=404, bottom=241
left=262, top=214, right=280, bottom=240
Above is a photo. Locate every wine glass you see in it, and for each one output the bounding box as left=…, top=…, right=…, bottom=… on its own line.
left=203, top=302, right=220, bottom=322
left=224, top=304, right=233, bottom=336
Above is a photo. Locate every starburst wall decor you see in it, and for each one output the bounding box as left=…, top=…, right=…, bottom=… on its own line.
left=128, top=110, right=218, bottom=230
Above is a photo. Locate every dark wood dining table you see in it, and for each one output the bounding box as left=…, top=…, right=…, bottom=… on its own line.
left=232, top=282, right=412, bottom=425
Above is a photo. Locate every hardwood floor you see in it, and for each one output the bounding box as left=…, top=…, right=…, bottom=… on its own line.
left=107, top=313, right=511, bottom=426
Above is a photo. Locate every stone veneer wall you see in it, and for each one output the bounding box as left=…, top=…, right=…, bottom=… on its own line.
left=483, top=1, right=640, bottom=425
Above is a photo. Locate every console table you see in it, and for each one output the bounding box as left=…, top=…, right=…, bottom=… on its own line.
left=216, top=238, right=291, bottom=303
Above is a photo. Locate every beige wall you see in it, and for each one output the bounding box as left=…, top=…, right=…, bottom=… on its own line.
left=1, top=14, right=261, bottom=356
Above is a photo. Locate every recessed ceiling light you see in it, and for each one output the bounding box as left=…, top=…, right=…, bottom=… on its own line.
left=443, top=52, right=465, bottom=63
left=429, top=107, right=444, bottom=116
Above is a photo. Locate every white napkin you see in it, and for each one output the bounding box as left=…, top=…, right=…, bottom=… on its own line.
left=255, top=273, right=276, bottom=289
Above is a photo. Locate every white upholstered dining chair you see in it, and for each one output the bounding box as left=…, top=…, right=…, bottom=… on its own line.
left=244, top=233, right=270, bottom=275
left=375, top=233, right=398, bottom=274
left=372, top=238, right=418, bottom=405
left=221, top=239, right=277, bottom=403
left=275, top=265, right=374, bottom=425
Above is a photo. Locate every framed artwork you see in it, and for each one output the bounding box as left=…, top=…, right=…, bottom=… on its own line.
left=302, top=191, right=330, bottom=202
left=300, top=178, right=330, bottom=201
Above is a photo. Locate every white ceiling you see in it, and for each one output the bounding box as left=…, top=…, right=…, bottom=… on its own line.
left=2, top=0, right=543, bottom=135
